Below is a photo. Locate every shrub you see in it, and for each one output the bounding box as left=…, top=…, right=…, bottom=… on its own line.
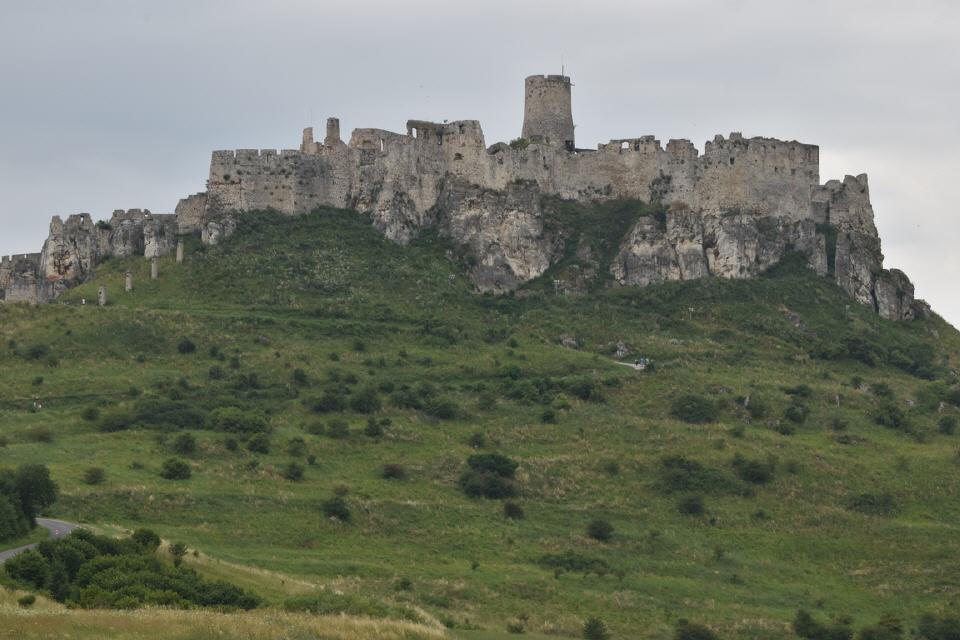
left=784, top=403, right=810, bottom=424
left=246, top=434, right=270, bottom=454
left=286, top=437, right=307, bottom=457
left=583, top=617, right=611, bottom=640
left=731, top=454, right=775, bottom=484
left=282, top=462, right=305, bottom=481
left=208, top=365, right=225, bottom=380
left=327, top=420, right=350, bottom=439
left=656, top=455, right=744, bottom=495
left=873, top=403, right=908, bottom=430
left=6, top=550, right=50, bottom=588
left=382, top=464, right=407, bottom=480
left=678, top=494, right=705, bottom=516
left=169, top=541, right=188, bottom=567
left=541, top=408, right=558, bottom=423
left=81, top=406, right=100, bottom=422
left=503, top=501, right=525, bottom=520
left=364, top=416, right=384, bottom=438
left=349, top=387, right=382, bottom=414
left=793, top=609, right=853, bottom=640
left=159, top=458, right=191, bottom=480
left=83, top=467, right=106, bottom=485
left=311, top=390, right=346, bottom=413
left=671, top=395, right=718, bottom=423
left=322, top=496, right=351, bottom=522
left=675, top=620, right=720, bottom=640
left=224, top=437, right=238, bottom=451
left=938, top=415, right=958, bottom=435
left=292, top=368, right=309, bottom=386
left=172, top=432, right=197, bottom=455
left=17, top=594, right=36, bottom=608
left=586, top=519, right=614, bottom=542
left=423, top=397, right=459, bottom=420
left=177, top=338, right=197, bottom=354
left=210, top=407, right=269, bottom=434
left=467, top=432, right=487, bottom=449
left=783, top=384, right=813, bottom=398
left=871, top=382, right=894, bottom=398
left=132, top=528, right=161, bottom=551
left=459, top=454, right=520, bottom=499
left=917, top=612, right=960, bottom=640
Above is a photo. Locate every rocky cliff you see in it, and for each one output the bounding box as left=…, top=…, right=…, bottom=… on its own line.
left=0, top=74, right=927, bottom=321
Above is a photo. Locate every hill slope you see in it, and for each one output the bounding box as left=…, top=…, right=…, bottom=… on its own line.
left=2, top=207, right=959, bottom=639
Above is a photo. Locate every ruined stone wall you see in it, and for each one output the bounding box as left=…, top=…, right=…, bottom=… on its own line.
left=0, top=253, right=43, bottom=303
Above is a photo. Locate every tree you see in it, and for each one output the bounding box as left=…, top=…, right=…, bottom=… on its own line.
left=587, top=519, right=614, bottom=542
left=14, top=464, right=58, bottom=524
left=160, top=458, right=191, bottom=480
left=169, top=542, right=188, bottom=567
left=132, top=528, right=161, bottom=551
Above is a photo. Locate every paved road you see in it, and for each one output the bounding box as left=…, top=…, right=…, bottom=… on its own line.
left=0, top=518, right=79, bottom=563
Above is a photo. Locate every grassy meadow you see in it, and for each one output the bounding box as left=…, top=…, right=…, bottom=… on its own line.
left=1, top=208, right=959, bottom=639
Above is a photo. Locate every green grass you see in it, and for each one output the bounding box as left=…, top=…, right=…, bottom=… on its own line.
left=1, top=207, right=959, bottom=639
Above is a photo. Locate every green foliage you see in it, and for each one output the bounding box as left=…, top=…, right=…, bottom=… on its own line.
left=537, top=551, right=611, bottom=576
left=17, top=594, right=36, bottom=607
left=210, top=407, right=269, bottom=434
left=656, top=456, right=745, bottom=495
left=7, top=530, right=259, bottom=610
left=671, top=395, right=719, bottom=423
left=459, top=453, right=519, bottom=499
left=938, top=415, right=957, bottom=435
left=731, top=454, right=775, bottom=484
left=678, top=494, right=706, bottom=516
left=917, top=612, right=960, bottom=639
left=326, top=420, right=350, bottom=439
left=381, top=464, right=407, bottom=480
left=171, top=432, right=197, bottom=455
left=246, top=433, right=270, bottom=454
left=177, top=338, right=197, bottom=354
left=82, top=467, right=106, bottom=485
left=793, top=609, right=853, bottom=640
left=583, top=616, right=611, bottom=640
left=322, top=496, right=351, bottom=522
left=349, top=386, right=381, bottom=414
left=159, top=458, right=191, bottom=480
left=586, top=518, right=614, bottom=542
left=131, top=528, right=161, bottom=551
left=281, top=462, right=304, bottom=481
left=503, top=501, right=524, bottom=520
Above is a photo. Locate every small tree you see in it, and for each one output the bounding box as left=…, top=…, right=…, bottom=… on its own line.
left=160, top=458, right=191, bottom=480
left=583, top=617, right=610, bottom=640
left=587, top=519, right=614, bottom=542
left=83, top=467, right=106, bottom=485
left=132, top=528, right=161, bottom=551
left=322, top=496, right=351, bottom=522
left=282, top=462, right=305, bottom=481
left=172, top=432, right=197, bottom=455
left=177, top=338, right=197, bottom=354
left=671, top=395, right=718, bottom=424
left=675, top=620, right=720, bottom=640
left=169, top=542, right=188, bottom=567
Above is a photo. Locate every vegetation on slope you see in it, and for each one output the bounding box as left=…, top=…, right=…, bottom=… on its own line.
left=1, top=207, right=960, bottom=639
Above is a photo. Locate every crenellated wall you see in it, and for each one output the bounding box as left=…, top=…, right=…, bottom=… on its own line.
left=1, top=73, right=923, bottom=320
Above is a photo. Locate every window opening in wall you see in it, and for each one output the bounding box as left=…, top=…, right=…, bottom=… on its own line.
left=380, top=139, right=385, bottom=152
left=621, top=141, right=629, bottom=151
left=729, top=157, right=735, bottom=165
left=411, top=128, right=417, bottom=139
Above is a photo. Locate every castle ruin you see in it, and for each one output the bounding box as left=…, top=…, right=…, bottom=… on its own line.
left=0, top=74, right=924, bottom=321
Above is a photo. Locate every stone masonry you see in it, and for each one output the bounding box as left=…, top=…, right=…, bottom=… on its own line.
left=0, top=74, right=925, bottom=320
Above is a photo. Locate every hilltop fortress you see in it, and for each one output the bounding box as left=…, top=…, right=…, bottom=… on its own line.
left=0, top=74, right=924, bottom=320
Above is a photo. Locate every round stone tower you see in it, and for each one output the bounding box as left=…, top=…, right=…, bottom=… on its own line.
left=521, top=74, right=575, bottom=151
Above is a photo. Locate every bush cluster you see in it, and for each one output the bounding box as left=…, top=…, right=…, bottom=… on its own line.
left=458, top=453, right=519, bottom=499
left=4, top=529, right=260, bottom=610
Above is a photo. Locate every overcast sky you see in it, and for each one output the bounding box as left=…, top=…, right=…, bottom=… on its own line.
left=1, top=0, right=957, bottom=325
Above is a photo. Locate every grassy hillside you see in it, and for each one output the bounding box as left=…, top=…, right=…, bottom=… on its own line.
left=2, top=208, right=959, bottom=639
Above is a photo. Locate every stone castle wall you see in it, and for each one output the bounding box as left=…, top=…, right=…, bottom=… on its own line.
left=1, top=73, right=924, bottom=320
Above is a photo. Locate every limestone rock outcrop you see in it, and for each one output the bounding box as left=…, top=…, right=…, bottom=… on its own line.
left=1, top=73, right=927, bottom=321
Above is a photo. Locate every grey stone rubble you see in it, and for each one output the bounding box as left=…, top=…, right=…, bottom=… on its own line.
left=0, top=74, right=927, bottom=321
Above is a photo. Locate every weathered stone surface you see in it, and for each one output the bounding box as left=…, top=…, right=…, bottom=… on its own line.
left=434, top=180, right=554, bottom=293
left=4, top=73, right=923, bottom=320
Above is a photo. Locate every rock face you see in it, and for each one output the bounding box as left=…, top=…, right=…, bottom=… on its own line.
left=2, top=73, right=926, bottom=320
